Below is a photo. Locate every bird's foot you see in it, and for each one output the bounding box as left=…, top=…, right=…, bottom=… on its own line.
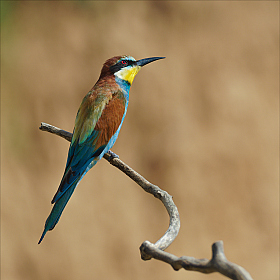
left=107, top=150, right=119, bottom=161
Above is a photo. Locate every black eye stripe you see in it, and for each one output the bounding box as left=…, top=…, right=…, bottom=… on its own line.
left=118, top=60, right=134, bottom=67
left=110, top=60, right=136, bottom=73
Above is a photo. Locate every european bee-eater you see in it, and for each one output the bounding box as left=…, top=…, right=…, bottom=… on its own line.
left=38, top=55, right=165, bottom=244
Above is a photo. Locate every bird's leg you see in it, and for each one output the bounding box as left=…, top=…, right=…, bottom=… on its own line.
left=107, top=150, right=119, bottom=161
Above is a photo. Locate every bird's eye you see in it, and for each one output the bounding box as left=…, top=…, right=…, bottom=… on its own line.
left=121, top=60, right=128, bottom=65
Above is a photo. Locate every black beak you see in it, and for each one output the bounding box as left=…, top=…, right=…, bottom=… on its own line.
left=136, top=57, right=165, bottom=67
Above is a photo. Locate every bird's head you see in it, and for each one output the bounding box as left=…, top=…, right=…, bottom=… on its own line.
left=100, top=55, right=165, bottom=85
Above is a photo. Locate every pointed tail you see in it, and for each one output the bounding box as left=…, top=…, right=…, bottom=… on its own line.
left=38, top=179, right=79, bottom=244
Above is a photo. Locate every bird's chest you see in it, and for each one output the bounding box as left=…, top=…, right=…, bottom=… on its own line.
left=95, top=91, right=127, bottom=142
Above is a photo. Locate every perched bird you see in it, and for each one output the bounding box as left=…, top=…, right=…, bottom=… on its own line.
left=38, top=55, right=165, bottom=244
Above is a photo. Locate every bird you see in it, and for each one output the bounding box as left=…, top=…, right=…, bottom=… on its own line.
left=38, top=55, right=165, bottom=244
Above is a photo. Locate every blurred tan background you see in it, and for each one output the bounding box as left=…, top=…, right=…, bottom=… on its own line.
left=1, top=1, right=279, bottom=280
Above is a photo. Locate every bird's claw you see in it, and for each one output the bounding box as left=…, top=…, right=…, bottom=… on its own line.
left=107, top=150, right=119, bottom=161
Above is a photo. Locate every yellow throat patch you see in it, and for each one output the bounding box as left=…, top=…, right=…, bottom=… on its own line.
left=115, top=65, right=141, bottom=85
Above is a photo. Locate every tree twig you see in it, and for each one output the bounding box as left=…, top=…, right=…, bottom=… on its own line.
left=39, top=122, right=253, bottom=280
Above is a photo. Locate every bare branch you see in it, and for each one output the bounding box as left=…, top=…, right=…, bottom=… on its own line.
left=40, top=122, right=72, bottom=142
left=140, top=240, right=253, bottom=280
left=39, top=122, right=253, bottom=280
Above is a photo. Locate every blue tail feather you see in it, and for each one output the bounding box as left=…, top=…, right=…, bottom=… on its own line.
left=38, top=179, right=79, bottom=244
